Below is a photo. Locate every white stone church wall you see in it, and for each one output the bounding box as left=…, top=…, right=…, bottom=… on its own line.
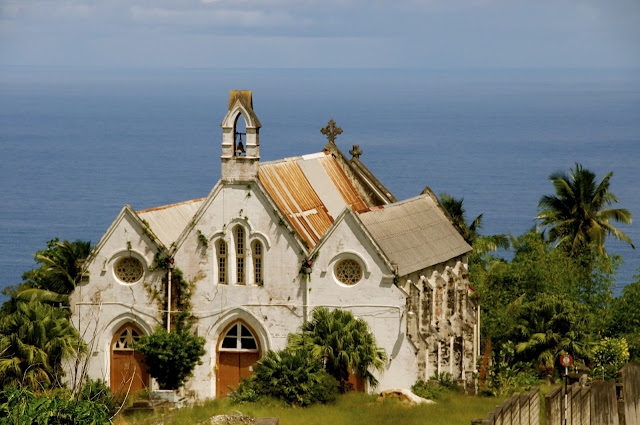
left=69, top=211, right=165, bottom=387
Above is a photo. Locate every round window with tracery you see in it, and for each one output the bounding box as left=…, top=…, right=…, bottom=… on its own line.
left=115, top=257, right=144, bottom=283
left=335, top=259, right=362, bottom=286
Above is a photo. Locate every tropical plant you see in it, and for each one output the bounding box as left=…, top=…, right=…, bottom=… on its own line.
left=23, top=238, right=92, bottom=294
left=79, top=377, right=123, bottom=418
left=231, top=349, right=339, bottom=406
left=438, top=193, right=510, bottom=255
left=482, top=342, right=540, bottom=397
left=536, top=163, right=633, bottom=255
left=606, top=272, right=640, bottom=361
left=474, top=230, right=619, bottom=350
left=0, top=385, right=111, bottom=425
left=0, top=239, right=93, bottom=319
left=513, top=293, right=593, bottom=369
left=591, top=337, right=629, bottom=381
left=134, top=316, right=206, bottom=390
left=287, top=307, right=387, bottom=392
left=0, top=301, right=85, bottom=390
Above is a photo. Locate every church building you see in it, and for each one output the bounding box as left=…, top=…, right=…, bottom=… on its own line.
left=70, top=90, right=479, bottom=399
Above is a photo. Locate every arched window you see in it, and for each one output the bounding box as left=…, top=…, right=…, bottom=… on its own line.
left=218, top=240, right=227, bottom=284
left=235, top=227, right=245, bottom=284
left=220, top=322, right=258, bottom=351
left=113, top=325, right=141, bottom=350
left=252, top=240, right=263, bottom=285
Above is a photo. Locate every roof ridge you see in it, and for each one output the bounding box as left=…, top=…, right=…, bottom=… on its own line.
left=136, top=197, right=206, bottom=214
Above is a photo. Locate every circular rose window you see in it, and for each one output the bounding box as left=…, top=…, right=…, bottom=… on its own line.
left=335, top=259, right=363, bottom=286
left=115, top=257, right=144, bottom=283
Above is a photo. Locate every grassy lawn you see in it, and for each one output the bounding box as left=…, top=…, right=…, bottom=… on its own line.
left=115, top=391, right=511, bottom=425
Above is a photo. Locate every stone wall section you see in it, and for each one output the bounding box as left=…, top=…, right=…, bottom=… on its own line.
left=404, top=258, right=477, bottom=384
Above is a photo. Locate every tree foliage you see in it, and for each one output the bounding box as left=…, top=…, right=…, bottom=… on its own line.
left=591, top=337, right=629, bottom=381
left=606, top=271, right=640, bottom=361
left=512, top=294, right=593, bottom=367
left=0, top=301, right=85, bottom=390
left=134, top=317, right=206, bottom=390
left=21, top=238, right=92, bottom=295
left=473, top=229, right=622, bottom=382
left=439, top=193, right=510, bottom=257
left=1, top=239, right=92, bottom=319
left=232, top=349, right=339, bottom=406
left=537, top=163, right=633, bottom=255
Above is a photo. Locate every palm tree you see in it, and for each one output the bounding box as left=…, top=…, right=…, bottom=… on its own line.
left=439, top=193, right=510, bottom=255
left=249, top=349, right=337, bottom=406
left=0, top=301, right=85, bottom=389
left=513, top=294, right=592, bottom=368
left=33, top=239, right=92, bottom=294
left=287, top=307, right=387, bottom=391
left=537, top=163, right=633, bottom=255
left=10, top=239, right=92, bottom=310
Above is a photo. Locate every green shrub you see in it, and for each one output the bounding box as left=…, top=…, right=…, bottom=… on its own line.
left=232, top=349, right=340, bottom=407
left=134, top=318, right=206, bottom=390
left=591, top=337, right=630, bottom=381
left=432, top=372, right=459, bottom=390
left=0, top=385, right=111, bottom=425
left=79, top=377, right=123, bottom=417
left=411, top=380, right=446, bottom=400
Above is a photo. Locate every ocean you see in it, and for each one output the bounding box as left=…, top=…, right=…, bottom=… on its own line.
left=1, top=67, right=638, bottom=302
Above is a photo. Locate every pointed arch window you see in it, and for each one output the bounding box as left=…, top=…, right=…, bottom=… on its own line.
left=218, top=240, right=228, bottom=284
left=235, top=226, right=245, bottom=284
left=220, top=323, right=258, bottom=351
left=113, top=325, right=141, bottom=350
left=252, top=240, right=263, bottom=285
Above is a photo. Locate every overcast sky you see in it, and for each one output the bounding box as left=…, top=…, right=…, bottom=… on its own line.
left=1, top=0, right=639, bottom=69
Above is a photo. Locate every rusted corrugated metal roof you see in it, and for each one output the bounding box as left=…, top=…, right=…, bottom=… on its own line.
left=258, top=152, right=367, bottom=248
left=358, top=194, right=471, bottom=276
left=136, top=198, right=205, bottom=247
left=320, top=154, right=368, bottom=213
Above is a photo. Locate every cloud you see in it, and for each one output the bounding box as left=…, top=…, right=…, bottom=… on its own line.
left=1, top=0, right=638, bottom=68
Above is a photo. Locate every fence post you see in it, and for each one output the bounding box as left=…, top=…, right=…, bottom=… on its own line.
left=546, top=386, right=563, bottom=425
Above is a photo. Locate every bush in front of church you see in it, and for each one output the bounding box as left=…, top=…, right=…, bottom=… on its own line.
left=134, top=316, right=206, bottom=390
left=231, top=348, right=339, bottom=407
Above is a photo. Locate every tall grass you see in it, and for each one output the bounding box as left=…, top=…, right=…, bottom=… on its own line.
left=115, top=392, right=510, bottom=425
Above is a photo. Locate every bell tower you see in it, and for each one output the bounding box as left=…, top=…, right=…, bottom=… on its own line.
left=220, top=90, right=261, bottom=181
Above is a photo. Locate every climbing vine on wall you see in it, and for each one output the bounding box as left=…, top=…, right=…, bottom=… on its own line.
left=144, top=252, right=195, bottom=328
left=197, top=229, right=209, bottom=251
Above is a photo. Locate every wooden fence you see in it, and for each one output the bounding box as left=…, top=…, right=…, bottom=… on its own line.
left=471, top=387, right=540, bottom=425
left=472, top=363, right=640, bottom=425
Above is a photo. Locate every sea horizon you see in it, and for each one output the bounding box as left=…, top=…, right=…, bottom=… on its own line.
left=1, top=67, right=638, bottom=302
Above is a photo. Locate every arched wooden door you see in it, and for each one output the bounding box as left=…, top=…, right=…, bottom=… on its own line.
left=110, top=323, right=149, bottom=394
left=216, top=322, right=261, bottom=397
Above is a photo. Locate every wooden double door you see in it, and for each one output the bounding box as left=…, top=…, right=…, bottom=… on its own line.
left=216, top=322, right=261, bottom=397
left=110, top=323, right=149, bottom=394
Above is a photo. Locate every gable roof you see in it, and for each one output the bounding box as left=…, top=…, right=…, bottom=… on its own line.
left=358, top=192, right=471, bottom=276
left=323, top=142, right=397, bottom=205
left=258, top=151, right=367, bottom=248
left=136, top=198, right=205, bottom=248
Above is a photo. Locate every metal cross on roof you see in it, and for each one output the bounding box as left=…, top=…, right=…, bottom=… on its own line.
left=321, top=119, right=343, bottom=145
